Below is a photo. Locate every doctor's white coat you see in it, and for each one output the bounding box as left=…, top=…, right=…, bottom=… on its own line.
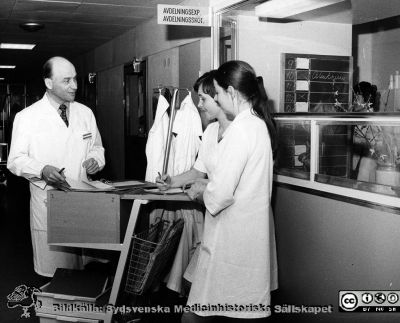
left=7, top=94, right=105, bottom=277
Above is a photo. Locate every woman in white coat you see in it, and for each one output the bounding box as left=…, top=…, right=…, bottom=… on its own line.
left=182, top=61, right=278, bottom=322
left=157, top=70, right=231, bottom=190
left=156, top=71, right=231, bottom=293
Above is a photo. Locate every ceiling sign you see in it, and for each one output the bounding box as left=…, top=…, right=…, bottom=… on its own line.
left=157, top=4, right=210, bottom=27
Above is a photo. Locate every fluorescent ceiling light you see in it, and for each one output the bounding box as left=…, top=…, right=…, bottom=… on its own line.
left=0, top=43, right=36, bottom=50
left=0, top=65, right=16, bottom=69
left=0, top=78, right=4, bottom=80
left=255, top=0, right=347, bottom=19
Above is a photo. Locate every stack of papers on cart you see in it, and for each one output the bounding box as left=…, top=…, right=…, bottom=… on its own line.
left=28, top=177, right=114, bottom=191
left=143, top=187, right=185, bottom=195
left=63, top=178, right=115, bottom=191
left=112, top=180, right=158, bottom=190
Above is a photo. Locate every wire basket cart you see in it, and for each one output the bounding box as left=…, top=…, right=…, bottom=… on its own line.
left=125, top=218, right=184, bottom=295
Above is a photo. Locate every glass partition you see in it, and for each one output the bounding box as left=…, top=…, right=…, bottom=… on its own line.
left=315, top=120, right=400, bottom=197
left=275, top=119, right=311, bottom=180
left=317, top=123, right=352, bottom=178
left=274, top=115, right=400, bottom=202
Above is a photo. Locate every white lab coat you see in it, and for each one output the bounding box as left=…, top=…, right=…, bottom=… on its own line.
left=162, top=94, right=203, bottom=294
left=7, top=94, right=105, bottom=277
left=187, top=109, right=278, bottom=319
left=145, top=93, right=204, bottom=294
left=182, top=121, right=220, bottom=284
left=193, top=121, right=219, bottom=181
left=145, top=94, right=169, bottom=182
left=169, top=93, right=203, bottom=175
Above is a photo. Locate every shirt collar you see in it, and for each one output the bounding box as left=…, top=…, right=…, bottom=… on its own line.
left=220, top=108, right=252, bottom=140
left=45, top=92, right=69, bottom=111
left=234, top=108, right=252, bottom=122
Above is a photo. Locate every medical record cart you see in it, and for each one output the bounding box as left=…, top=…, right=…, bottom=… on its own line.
left=46, top=190, right=191, bottom=323
left=43, top=86, right=192, bottom=322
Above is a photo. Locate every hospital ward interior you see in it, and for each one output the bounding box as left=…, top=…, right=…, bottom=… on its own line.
left=1, top=0, right=400, bottom=322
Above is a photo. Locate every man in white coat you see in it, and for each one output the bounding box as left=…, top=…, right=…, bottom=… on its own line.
left=7, top=56, right=105, bottom=278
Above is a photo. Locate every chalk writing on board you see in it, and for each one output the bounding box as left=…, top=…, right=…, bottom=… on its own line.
left=285, top=93, right=295, bottom=103
left=296, top=92, right=309, bottom=102
left=282, top=53, right=351, bottom=113
left=286, top=58, right=295, bottom=69
left=285, top=70, right=296, bottom=80
left=285, top=82, right=295, bottom=91
left=285, top=104, right=294, bottom=112
left=310, top=71, right=348, bottom=82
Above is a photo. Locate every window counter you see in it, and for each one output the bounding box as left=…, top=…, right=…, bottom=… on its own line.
left=274, top=114, right=400, bottom=210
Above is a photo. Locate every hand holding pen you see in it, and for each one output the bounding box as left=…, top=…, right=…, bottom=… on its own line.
left=156, top=171, right=171, bottom=191
left=42, top=165, right=70, bottom=189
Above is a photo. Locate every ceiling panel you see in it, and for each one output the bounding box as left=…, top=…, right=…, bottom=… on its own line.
left=65, top=14, right=145, bottom=25
left=0, top=1, right=15, bottom=18
left=0, top=0, right=184, bottom=81
left=82, top=0, right=181, bottom=6
left=14, top=0, right=81, bottom=12
left=0, top=20, right=7, bottom=31
left=10, top=10, right=76, bottom=22
left=9, top=10, right=144, bottom=25
left=76, top=3, right=155, bottom=18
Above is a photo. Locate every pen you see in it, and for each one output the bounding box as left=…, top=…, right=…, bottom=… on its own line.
left=157, top=172, right=166, bottom=184
left=44, top=167, right=65, bottom=190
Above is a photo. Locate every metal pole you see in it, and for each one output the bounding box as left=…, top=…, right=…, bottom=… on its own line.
left=24, top=82, right=27, bottom=108
left=162, top=88, right=179, bottom=175
left=6, top=84, right=11, bottom=143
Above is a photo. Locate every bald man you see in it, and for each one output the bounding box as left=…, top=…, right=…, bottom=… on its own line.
left=8, top=56, right=105, bottom=277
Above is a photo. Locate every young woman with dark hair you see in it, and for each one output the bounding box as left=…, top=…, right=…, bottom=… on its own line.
left=156, top=70, right=231, bottom=191
left=182, top=60, right=278, bottom=323
left=213, top=60, right=277, bottom=154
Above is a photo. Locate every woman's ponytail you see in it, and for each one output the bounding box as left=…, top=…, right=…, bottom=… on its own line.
left=215, top=60, right=278, bottom=159
left=252, top=76, right=277, bottom=159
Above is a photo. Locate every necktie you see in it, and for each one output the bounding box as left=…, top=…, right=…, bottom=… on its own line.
left=59, top=104, right=69, bottom=127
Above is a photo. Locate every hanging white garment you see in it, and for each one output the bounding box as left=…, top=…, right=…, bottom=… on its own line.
left=168, top=93, right=203, bottom=175
left=145, top=94, right=170, bottom=182
left=162, top=93, right=204, bottom=295
left=161, top=203, right=203, bottom=295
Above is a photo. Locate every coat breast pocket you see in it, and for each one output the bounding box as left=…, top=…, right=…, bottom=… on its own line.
left=71, top=130, right=92, bottom=157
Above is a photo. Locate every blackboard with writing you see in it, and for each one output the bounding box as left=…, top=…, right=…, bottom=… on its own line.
left=282, top=53, right=352, bottom=113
